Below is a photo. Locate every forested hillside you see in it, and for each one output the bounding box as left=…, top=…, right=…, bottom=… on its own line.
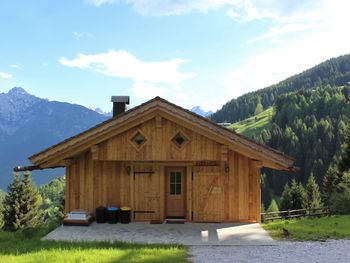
left=211, top=54, right=350, bottom=123
left=234, top=86, right=350, bottom=205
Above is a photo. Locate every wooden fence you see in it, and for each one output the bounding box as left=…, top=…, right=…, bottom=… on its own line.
left=261, top=207, right=330, bottom=223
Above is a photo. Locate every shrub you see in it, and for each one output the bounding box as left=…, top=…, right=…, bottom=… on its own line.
left=329, top=190, right=350, bottom=214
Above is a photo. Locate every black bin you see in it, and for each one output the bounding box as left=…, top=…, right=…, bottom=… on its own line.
left=96, top=206, right=106, bottom=223
left=120, top=207, right=131, bottom=224
left=106, top=207, right=119, bottom=224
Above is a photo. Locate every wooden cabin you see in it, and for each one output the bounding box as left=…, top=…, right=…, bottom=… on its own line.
left=28, top=96, right=295, bottom=223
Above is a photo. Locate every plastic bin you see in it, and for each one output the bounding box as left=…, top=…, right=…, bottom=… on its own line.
left=96, top=206, right=106, bottom=223
left=106, top=207, right=119, bottom=224
left=120, top=206, right=131, bottom=224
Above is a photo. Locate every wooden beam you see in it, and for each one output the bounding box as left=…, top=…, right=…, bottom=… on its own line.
left=130, top=162, right=134, bottom=221
left=155, top=115, right=162, bottom=128
left=91, top=145, right=99, bottom=160
left=221, top=145, right=228, bottom=162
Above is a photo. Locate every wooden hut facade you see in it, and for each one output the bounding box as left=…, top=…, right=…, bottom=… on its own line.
left=28, top=97, right=295, bottom=223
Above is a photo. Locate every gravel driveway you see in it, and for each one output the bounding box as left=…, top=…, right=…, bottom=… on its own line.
left=189, top=239, right=350, bottom=263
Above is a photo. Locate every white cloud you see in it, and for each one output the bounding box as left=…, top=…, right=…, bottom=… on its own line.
left=9, top=64, right=21, bottom=69
left=60, top=50, right=196, bottom=106
left=125, top=0, right=234, bottom=16
left=86, top=0, right=117, bottom=7
left=0, top=71, right=12, bottom=79
left=225, top=1, right=350, bottom=100
left=73, top=32, right=93, bottom=39
left=247, top=22, right=320, bottom=44
left=226, top=0, right=327, bottom=23
left=59, top=50, right=196, bottom=85
left=86, top=0, right=327, bottom=22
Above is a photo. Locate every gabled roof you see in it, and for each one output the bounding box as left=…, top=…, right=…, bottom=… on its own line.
left=29, top=97, right=296, bottom=171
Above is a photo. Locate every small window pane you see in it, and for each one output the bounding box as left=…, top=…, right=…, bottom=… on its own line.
left=170, top=183, right=176, bottom=195
left=172, top=132, right=187, bottom=147
left=170, top=172, right=176, bottom=183
left=132, top=132, right=145, bottom=146
left=176, top=183, right=181, bottom=194
left=175, top=135, right=185, bottom=145
left=176, top=172, right=181, bottom=183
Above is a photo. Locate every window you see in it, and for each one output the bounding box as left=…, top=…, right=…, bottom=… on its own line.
left=172, top=132, right=187, bottom=147
left=131, top=132, right=146, bottom=147
left=170, top=171, right=181, bottom=195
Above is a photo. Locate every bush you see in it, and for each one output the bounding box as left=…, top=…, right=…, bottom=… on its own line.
left=329, top=190, right=350, bottom=214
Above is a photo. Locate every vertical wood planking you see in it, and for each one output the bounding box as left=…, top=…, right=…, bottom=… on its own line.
left=65, top=166, right=70, bottom=212
left=186, top=165, right=193, bottom=221
left=130, top=162, right=134, bottom=221
left=159, top=164, right=165, bottom=221
left=63, top=115, right=264, bottom=223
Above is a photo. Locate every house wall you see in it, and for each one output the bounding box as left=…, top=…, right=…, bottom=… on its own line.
left=65, top=150, right=261, bottom=222
left=64, top=116, right=261, bottom=222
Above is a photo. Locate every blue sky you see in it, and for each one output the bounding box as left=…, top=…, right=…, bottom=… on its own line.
left=0, top=0, right=349, bottom=112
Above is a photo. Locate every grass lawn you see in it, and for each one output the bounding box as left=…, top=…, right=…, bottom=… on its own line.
left=263, top=215, right=350, bottom=241
left=0, top=227, right=188, bottom=263
left=229, top=107, right=273, bottom=138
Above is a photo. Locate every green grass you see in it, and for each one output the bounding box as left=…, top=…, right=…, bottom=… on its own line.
left=0, top=227, right=188, bottom=263
left=263, top=215, right=350, bottom=241
left=230, top=107, right=273, bottom=138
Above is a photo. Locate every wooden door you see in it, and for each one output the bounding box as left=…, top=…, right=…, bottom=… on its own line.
left=133, top=164, right=160, bottom=221
left=166, top=168, right=186, bottom=218
left=193, top=166, right=226, bottom=222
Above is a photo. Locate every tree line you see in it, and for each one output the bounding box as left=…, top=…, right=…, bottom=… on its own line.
left=256, top=85, right=350, bottom=206
left=211, top=54, right=350, bottom=123
left=266, top=125, right=350, bottom=214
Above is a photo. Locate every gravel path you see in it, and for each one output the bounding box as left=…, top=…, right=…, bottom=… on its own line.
left=189, top=240, right=350, bottom=263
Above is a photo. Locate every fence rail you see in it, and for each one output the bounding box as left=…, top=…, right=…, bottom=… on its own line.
left=261, top=207, right=330, bottom=223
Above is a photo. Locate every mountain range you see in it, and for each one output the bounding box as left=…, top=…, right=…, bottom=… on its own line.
left=0, top=88, right=108, bottom=189
left=189, top=106, right=213, bottom=117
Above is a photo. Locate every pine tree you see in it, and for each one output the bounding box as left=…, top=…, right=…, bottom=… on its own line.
left=338, top=123, right=350, bottom=173
left=280, top=183, right=291, bottom=211
left=267, top=199, right=279, bottom=213
left=3, top=172, right=42, bottom=231
left=305, top=174, right=322, bottom=209
left=280, top=179, right=306, bottom=210
left=3, top=173, right=22, bottom=231
left=289, top=180, right=306, bottom=210
left=21, top=172, right=42, bottom=229
left=0, top=189, right=5, bottom=228
left=255, top=103, right=263, bottom=115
